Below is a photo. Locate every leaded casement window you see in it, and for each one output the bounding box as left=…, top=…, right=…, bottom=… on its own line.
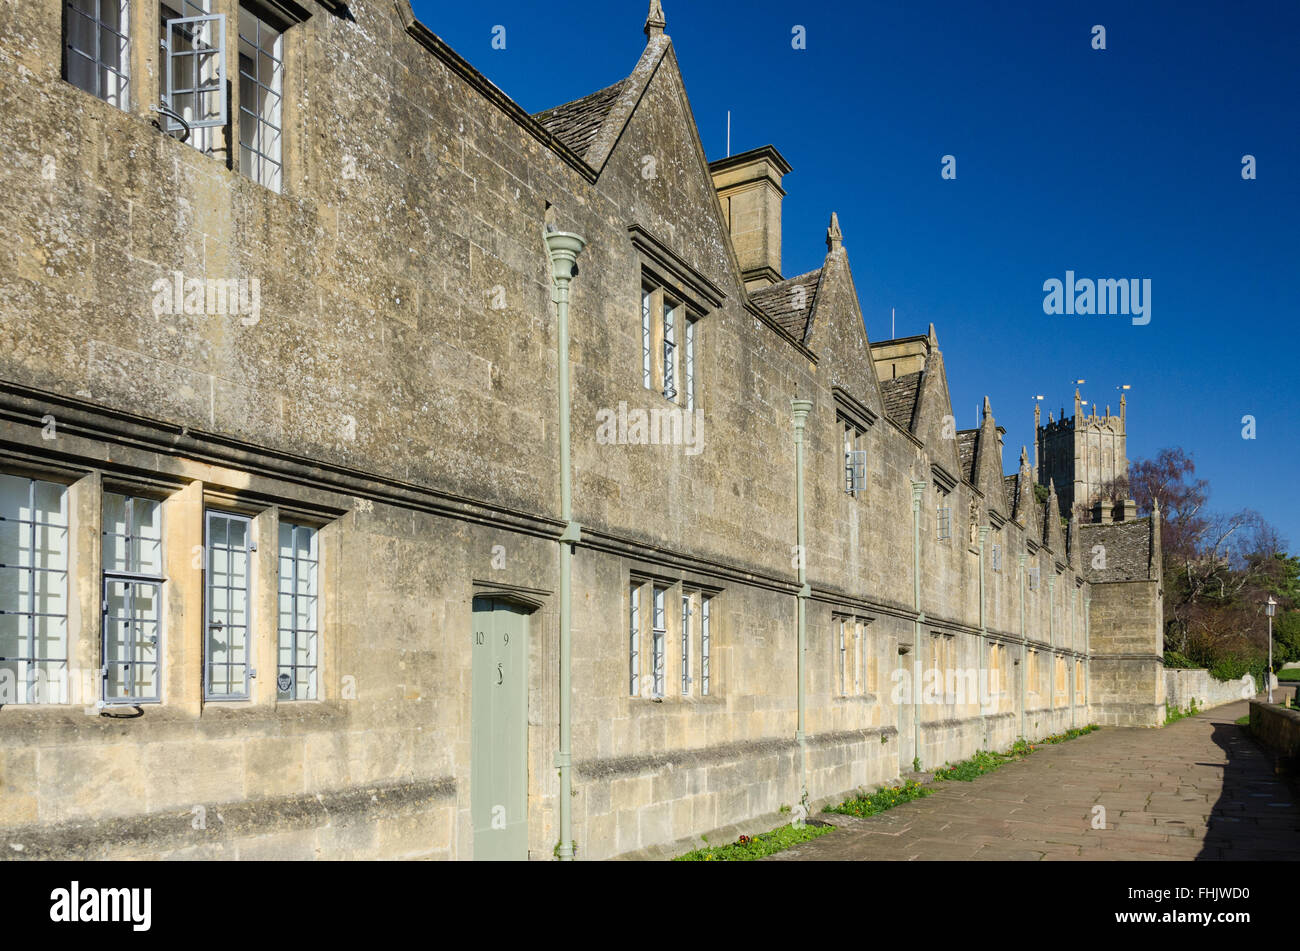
left=628, top=582, right=640, bottom=696
left=238, top=4, right=284, bottom=192
left=650, top=584, right=666, bottom=698
left=840, top=415, right=867, bottom=496
left=683, top=319, right=696, bottom=412
left=837, top=617, right=847, bottom=696
left=680, top=591, right=692, bottom=695
left=0, top=476, right=70, bottom=705
left=632, top=580, right=715, bottom=699
left=699, top=593, right=710, bottom=696
left=204, top=510, right=253, bottom=700
left=63, top=0, right=130, bottom=111
left=640, top=284, right=698, bottom=409
left=277, top=522, right=318, bottom=700
left=936, top=504, right=952, bottom=542
left=160, top=1, right=226, bottom=154
left=663, top=305, right=677, bottom=402
left=641, top=289, right=653, bottom=390
left=1027, top=565, right=1041, bottom=591
left=991, top=541, right=1003, bottom=572
left=101, top=493, right=164, bottom=704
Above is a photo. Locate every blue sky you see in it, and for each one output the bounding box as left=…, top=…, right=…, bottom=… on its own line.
left=412, top=0, right=1300, bottom=549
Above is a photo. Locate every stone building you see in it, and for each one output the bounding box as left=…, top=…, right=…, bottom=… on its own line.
left=0, top=0, right=1164, bottom=860
left=1036, top=390, right=1129, bottom=520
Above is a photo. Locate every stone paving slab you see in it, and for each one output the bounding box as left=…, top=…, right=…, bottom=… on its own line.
left=766, top=701, right=1300, bottom=861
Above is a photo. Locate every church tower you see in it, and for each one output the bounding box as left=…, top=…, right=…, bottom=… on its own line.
left=1036, top=391, right=1128, bottom=520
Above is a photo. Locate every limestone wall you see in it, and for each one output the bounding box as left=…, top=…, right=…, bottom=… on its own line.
left=1164, top=669, right=1256, bottom=713
left=0, top=0, right=1156, bottom=859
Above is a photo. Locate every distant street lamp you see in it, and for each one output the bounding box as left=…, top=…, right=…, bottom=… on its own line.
left=1266, top=596, right=1278, bottom=703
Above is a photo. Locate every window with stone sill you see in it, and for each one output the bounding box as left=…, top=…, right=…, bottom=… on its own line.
left=63, top=0, right=131, bottom=112
left=238, top=3, right=285, bottom=193
left=159, top=1, right=227, bottom=158
left=840, top=415, right=867, bottom=497
left=641, top=284, right=698, bottom=411
left=936, top=504, right=952, bottom=542
left=835, top=616, right=871, bottom=698
left=102, top=492, right=165, bottom=704
left=991, top=542, right=1003, bottom=572
left=629, top=578, right=714, bottom=700
left=0, top=474, right=71, bottom=705
left=277, top=521, right=318, bottom=700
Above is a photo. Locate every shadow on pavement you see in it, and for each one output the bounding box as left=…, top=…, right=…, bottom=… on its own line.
left=1198, top=709, right=1300, bottom=860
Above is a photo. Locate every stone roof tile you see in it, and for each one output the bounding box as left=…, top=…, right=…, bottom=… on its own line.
left=533, top=79, right=628, bottom=160
left=879, top=371, right=923, bottom=431
left=749, top=269, right=822, bottom=342
left=1079, top=519, right=1154, bottom=582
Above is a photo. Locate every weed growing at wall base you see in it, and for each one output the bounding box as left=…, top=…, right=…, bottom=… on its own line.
left=673, top=822, right=831, bottom=861
left=826, top=779, right=932, bottom=818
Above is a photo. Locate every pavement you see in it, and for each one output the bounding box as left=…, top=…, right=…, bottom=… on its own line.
left=767, top=701, right=1300, bottom=860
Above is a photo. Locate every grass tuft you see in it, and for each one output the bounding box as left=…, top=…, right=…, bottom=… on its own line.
left=674, top=822, right=832, bottom=861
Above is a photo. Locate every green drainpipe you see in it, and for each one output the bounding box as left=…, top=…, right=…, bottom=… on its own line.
left=1049, top=576, right=1056, bottom=723
left=910, top=480, right=926, bottom=769
left=1083, top=594, right=1091, bottom=713
left=545, top=229, right=585, bottom=861
left=791, top=399, right=813, bottom=808
left=977, top=525, right=989, bottom=743
left=1018, top=552, right=1027, bottom=741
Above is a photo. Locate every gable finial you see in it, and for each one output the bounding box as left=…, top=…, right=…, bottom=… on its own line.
left=927, top=322, right=937, bottom=345
left=826, top=211, right=843, bottom=253
left=982, top=395, right=992, bottom=419
left=644, top=0, right=666, bottom=38
left=1019, top=445, right=1029, bottom=469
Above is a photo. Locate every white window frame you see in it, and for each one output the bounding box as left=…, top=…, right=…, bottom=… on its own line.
left=651, top=585, right=666, bottom=698
left=700, top=594, right=710, bottom=696
left=162, top=8, right=227, bottom=144
left=640, top=289, right=653, bottom=391
left=936, top=504, right=952, bottom=541
left=277, top=521, right=318, bottom=701
left=841, top=416, right=867, bottom=496
left=238, top=4, right=285, bottom=192
left=63, top=0, right=131, bottom=111
left=662, top=302, right=677, bottom=402
left=683, top=316, right=696, bottom=411
left=680, top=591, right=692, bottom=695
left=0, top=475, right=70, bottom=705
left=203, top=509, right=254, bottom=700
left=629, top=582, right=640, bottom=696
left=101, top=493, right=165, bottom=705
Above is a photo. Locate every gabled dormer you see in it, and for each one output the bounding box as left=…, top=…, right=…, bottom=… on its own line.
left=970, top=396, right=1011, bottom=523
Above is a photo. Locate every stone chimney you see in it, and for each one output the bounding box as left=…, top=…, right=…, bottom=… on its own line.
left=1117, top=499, right=1138, bottom=521
left=1092, top=499, right=1112, bottom=524
left=709, top=145, right=792, bottom=291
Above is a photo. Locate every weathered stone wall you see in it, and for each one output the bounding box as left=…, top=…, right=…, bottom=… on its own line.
left=1165, top=668, right=1256, bottom=714
left=0, top=0, right=1158, bottom=859
left=1248, top=700, right=1300, bottom=773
